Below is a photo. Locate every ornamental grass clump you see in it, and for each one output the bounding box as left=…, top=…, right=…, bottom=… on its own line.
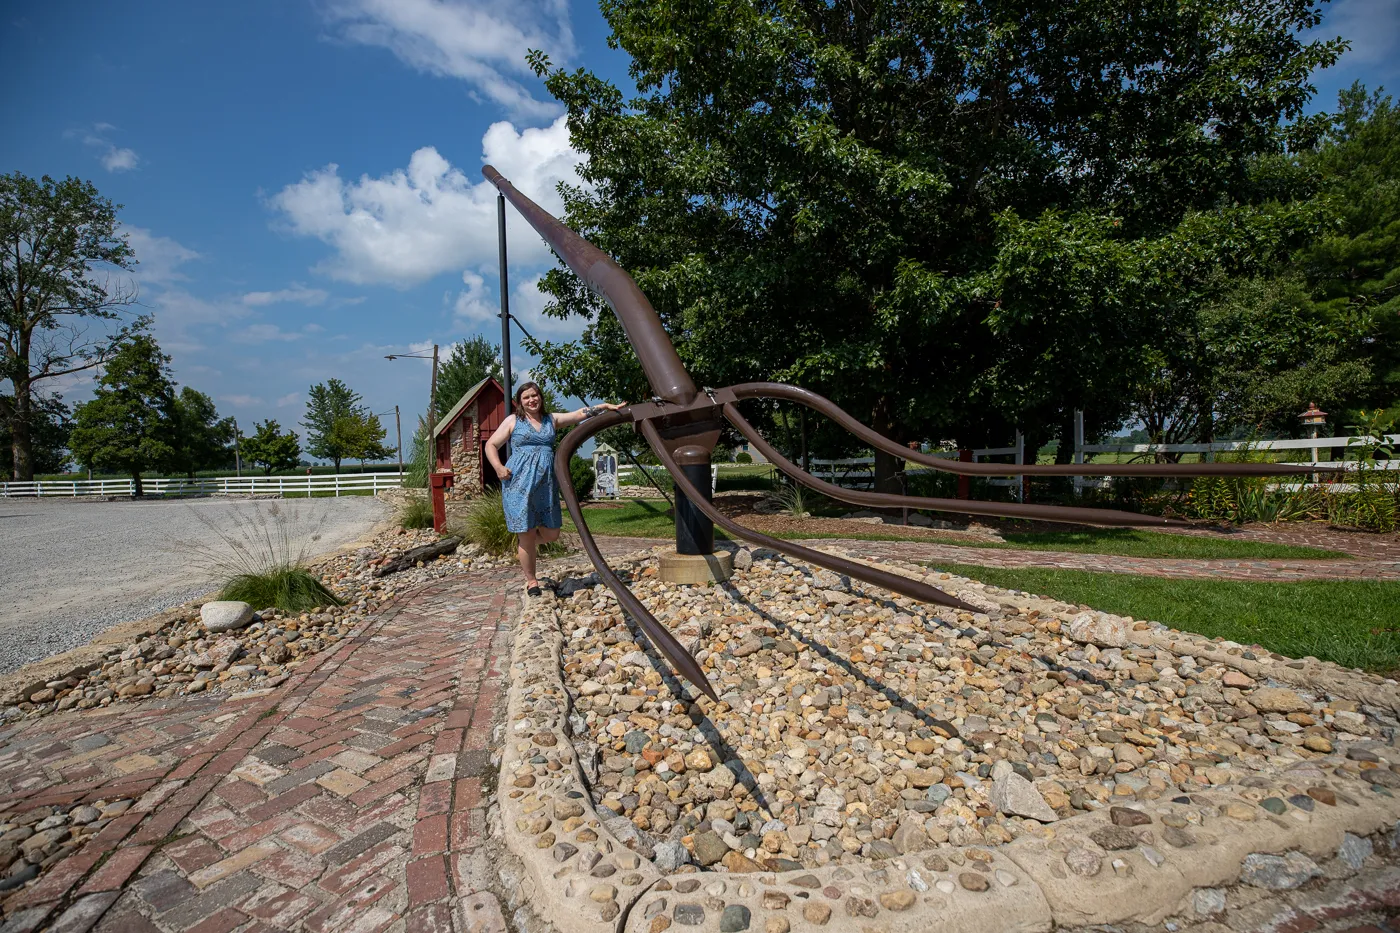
left=399, top=493, right=434, bottom=530
left=181, top=503, right=344, bottom=612
left=221, top=565, right=341, bottom=612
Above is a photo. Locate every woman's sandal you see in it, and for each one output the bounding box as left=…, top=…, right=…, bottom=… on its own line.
left=527, top=585, right=542, bottom=597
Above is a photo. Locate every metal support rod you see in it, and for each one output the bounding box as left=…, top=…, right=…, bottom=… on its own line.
left=731, top=383, right=1329, bottom=478
left=498, top=194, right=514, bottom=416
left=554, top=408, right=718, bottom=701
left=233, top=418, right=241, bottom=478
left=395, top=405, right=403, bottom=474
left=640, top=419, right=980, bottom=612
left=722, top=403, right=1195, bottom=527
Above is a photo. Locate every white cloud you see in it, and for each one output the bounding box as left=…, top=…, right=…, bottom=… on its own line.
left=235, top=324, right=304, bottom=344
left=269, top=115, right=584, bottom=286
left=241, top=285, right=329, bottom=306
left=275, top=392, right=302, bottom=407
left=70, top=123, right=140, bottom=173
left=507, top=275, right=587, bottom=339
left=124, top=227, right=200, bottom=286
left=451, top=270, right=495, bottom=323
left=101, top=147, right=140, bottom=172
left=221, top=394, right=264, bottom=407
left=452, top=271, right=583, bottom=340
left=323, top=0, right=571, bottom=121
left=1321, top=0, right=1400, bottom=64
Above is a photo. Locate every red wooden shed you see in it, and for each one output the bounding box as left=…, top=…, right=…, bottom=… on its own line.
left=432, top=377, right=507, bottom=500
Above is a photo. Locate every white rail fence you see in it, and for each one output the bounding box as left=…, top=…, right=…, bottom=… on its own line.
left=806, top=416, right=1398, bottom=498
left=2, top=472, right=406, bottom=499
left=614, top=464, right=719, bottom=496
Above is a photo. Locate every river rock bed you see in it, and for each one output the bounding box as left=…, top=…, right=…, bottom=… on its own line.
left=0, top=798, right=134, bottom=892
left=553, top=547, right=1400, bottom=873
left=2, top=526, right=515, bottom=720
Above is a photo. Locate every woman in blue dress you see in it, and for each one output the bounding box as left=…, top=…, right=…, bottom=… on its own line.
left=484, top=382, right=627, bottom=596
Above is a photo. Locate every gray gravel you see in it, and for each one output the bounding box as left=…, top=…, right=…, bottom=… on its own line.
left=0, top=495, right=389, bottom=674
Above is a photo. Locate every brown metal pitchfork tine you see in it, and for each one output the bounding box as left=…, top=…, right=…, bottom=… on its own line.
left=553, top=407, right=720, bottom=702
left=639, top=419, right=983, bottom=614
left=730, top=383, right=1335, bottom=480
left=724, top=402, right=1196, bottom=527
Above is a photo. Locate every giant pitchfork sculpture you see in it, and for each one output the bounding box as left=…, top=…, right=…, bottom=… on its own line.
left=483, top=166, right=1333, bottom=704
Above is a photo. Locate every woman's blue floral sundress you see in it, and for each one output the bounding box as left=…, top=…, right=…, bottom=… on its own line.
left=502, top=414, right=561, bottom=533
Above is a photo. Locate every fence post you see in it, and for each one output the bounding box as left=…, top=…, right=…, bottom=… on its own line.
left=957, top=449, right=971, bottom=500
left=1015, top=430, right=1025, bottom=503
left=1073, top=410, right=1085, bottom=496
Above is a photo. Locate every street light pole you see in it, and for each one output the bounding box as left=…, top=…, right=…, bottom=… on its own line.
left=233, top=418, right=242, bottom=477
left=430, top=343, right=439, bottom=426
left=498, top=194, right=514, bottom=415
left=395, top=405, right=403, bottom=474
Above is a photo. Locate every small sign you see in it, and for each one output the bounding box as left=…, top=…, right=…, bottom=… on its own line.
left=594, top=451, right=618, bottom=498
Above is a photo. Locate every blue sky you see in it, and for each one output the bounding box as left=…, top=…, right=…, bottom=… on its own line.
left=2, top=0, right=1398, bottom=461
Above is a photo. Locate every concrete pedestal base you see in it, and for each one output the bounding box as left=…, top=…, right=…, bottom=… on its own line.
left=658, top=550, right=734, bottom=584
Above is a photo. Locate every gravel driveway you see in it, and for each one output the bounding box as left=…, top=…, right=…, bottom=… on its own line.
left=0, top=495, right=389, bottom=675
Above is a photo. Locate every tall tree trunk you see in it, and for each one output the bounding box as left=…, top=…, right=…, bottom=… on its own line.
left=10, top=381, right=34, bottom=482
left=1055, top=410, right=1075, bottom=465
left=870, top=394, right=904, bottom=495
left=133, top=471, right=144, bottom=498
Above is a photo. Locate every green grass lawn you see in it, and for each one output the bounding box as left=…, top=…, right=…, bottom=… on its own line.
left=929, top=563, right=1400, bottom=672
left=568, top=501, right=1348, bottom=560
left=981, top=528, right=1348, bottom=560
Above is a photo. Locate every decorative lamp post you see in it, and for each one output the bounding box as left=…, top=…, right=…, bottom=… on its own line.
left=1300, top=402, right=1328, bottom=466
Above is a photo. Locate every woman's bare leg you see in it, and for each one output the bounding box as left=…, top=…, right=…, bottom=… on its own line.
left=518, top=529, right=538, bottom=586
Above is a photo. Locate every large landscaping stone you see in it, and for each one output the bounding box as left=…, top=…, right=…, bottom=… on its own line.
left=200, top=601, right=254, bottom=633
left=1065, top=611, right=1129, bottom=648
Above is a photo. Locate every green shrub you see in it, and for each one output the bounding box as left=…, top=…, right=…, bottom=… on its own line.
left=735, top=452, right=753, bottom=464
left=621, top=465, right=675, bottom=494
left=404, top=414, right=432, bottom=489
left=570, top=456, right=596, bottom=499
left=399, top=493, right=434, bottom=530
left=221, top=566, right=342, bottom=612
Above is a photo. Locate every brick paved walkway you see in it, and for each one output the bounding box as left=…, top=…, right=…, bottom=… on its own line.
left=0, top=565, right=521, bottom=933
left=825, top=538, right=1400, bottom=582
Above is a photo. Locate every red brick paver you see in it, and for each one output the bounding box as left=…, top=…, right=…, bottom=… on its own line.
left=0, top=554, right=544, bottom=932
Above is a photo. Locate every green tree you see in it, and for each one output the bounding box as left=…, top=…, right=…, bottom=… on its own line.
left=329, top=411, right=393, bottom=471
left=68, top=333, right=176, bottom=496
left=528, top=0, right=1343, bottom=489
left=1297, top=84, right=1400, bottom=415
left=240, top=419, right=302, bottom=475
left=1, top=172, right=144, bottom=481
left=303, top=378, right=363, bottom=472
left=168, top=387, right=235, bottom=478
left=435, top=335, right=503, bottom=415
left=0, top=392, right=70, bottom=475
